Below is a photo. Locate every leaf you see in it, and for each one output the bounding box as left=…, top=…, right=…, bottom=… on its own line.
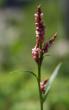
left=24, top=71, right=37, bottom=79
left=44, top=63, right=62, bottom=101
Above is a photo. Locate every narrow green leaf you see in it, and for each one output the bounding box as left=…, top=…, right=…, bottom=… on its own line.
left=24, top=71, right=37, bottom=78
left=44, top=63, right=62, bottom=101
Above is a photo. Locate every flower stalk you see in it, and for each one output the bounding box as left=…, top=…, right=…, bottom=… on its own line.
left=37, top=63, right=43, bottom=110
left=31, top=5, right=59, bottom=110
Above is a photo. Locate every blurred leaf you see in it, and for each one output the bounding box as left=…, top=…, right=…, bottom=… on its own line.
left=44, top=63, right=62, bottom=101
left=24, top=71, right=37, bottom=79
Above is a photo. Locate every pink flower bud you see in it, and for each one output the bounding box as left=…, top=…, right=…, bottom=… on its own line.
left=32, top=47, right=42, bottom=63
left=40, top=79, right=48, bottom=93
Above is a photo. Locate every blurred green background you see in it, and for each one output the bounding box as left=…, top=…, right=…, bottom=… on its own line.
left=0, top=0, right=69, bottom=110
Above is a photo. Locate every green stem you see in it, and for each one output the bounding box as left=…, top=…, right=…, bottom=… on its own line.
left=37, top=64, right=44, bottom=110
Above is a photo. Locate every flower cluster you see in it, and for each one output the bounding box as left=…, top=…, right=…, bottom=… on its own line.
left=40, top=79, right=48, bottom=93
left=32, top=47, right=42, bottom=63
left=32, top=5, right=57, bottom=64
left=43, top=32, right=57, bottom=53
left=35, top=5, right=45, bottom=47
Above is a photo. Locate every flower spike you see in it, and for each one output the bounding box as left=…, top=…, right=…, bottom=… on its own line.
left=34, top=5, right=45, bottom=47
left=43, top=32, right=57, bottom=53
left=32, top=5, right=57, bottom=64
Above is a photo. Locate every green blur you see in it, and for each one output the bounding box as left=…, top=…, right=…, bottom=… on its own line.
left=0, top=0, right=69, bottom=110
